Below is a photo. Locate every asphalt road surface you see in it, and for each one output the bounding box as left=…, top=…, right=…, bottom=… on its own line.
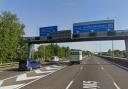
left=0, top=56, right=128, bottom=89
left=19, top=56, right=128, bottom=89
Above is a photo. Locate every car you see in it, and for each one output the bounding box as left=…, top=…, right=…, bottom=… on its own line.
left=50, top=56, right=59, bottom=63
left=19, top=59, right=41, bottom=71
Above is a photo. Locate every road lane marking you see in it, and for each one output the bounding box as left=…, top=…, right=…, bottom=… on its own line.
left=66, top=80, right=74, bottom=89
left=83, top=81, right=100, bottom=88
left=45, top=66, right=61, bottom=70
left=0, top=65, right=66, bottom=89
left=0, top=80, right=3, bottom=86
left=0, top=84, right=24, bottom=89
left=101, top=66, right=104, bottom=70
left=51, top=65, right=62, bottom=68
left=97, top=62, right=100, bottom=65
left=34, top=69, right=54, bottom=74
left=0, top=65, right=46, bottom=82
left=16, top=73, right=43, bottom=81
left=113, top=81, right=120, bottom=89
left=80, top=66, right=83, bottom=70
left=17, top=65, right=64, bottom=81
left=101, top=66, right=121, bottom=89
left=17, top=66, right=66, bottom=89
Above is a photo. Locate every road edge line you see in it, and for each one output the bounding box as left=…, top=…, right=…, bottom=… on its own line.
left=113, top=81, right=120, bottom=89
left=66, top=80, right=74, bottom=89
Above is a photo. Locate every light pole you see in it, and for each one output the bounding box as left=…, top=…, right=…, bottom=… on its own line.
left=112, top=40, right=114, bottom=58
left=44, top=45, right=45, bottom=61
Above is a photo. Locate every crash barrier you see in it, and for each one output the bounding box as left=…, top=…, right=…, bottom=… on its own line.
left=0, top=62, right=18, bottom=70
left=97, top=55, right=128, bottom=68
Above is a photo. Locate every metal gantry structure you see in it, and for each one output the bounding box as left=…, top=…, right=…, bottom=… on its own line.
left=23, top=30, right=128, bottom=59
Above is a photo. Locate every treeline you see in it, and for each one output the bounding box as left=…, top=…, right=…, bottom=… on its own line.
left=98, top=49, right=126, bottom=58
left=0, top=11, right=27, bottom=63
left=33, top=44, right=93, bottom=61
left=33, top=44, right=70, bottom=61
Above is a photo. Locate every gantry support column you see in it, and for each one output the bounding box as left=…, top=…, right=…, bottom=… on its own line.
left=125, top=39, right=128, bottom=60
left=28, top=43, right=33, bottom=59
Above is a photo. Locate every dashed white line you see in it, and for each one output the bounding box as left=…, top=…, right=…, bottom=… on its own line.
left=34, top=69, right=54, bottom=74
left=101, top=66, right=104, bottom=70
left=0, top=80, right=4, bottom=86
left=66, top=80, right=74, bottom=89
left=80, top=66, right=83, bottom=70
left=97, top=62, right=100, bottom=65
left=113, top=81, right=120, bottom=89
left=46, top=66, right=61, bottom=70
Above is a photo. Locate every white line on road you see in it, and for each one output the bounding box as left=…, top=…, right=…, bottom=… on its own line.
left=97, top=62, right=100, bottom=65
left=0, top=84, right=24, bottom=89
left=113, top=81, right=120, bottom=89
left=45, top=66, right=61, bottom=70
left=0, top=80, right=3, bottom=86
left=17, top=66, right=66, bottom=89
left=16, top=73, right=43, bottom=81
left=66, top=80, right=74, bottom=89
left=34, top=69, right=54, bottom=74
left=101, top=66, right=104, bottom=70
left=80, top=66, right=83, bottom=70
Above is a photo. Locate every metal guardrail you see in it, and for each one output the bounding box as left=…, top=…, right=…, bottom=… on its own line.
left=0, top=62, right=18, bottom=69
left=100, top=55, right=127, bottom=60
left=98, top=55, right=128, bottom=68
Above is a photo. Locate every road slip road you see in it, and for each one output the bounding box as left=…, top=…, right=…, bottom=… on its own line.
left=0, top=56, right=128, bottom=89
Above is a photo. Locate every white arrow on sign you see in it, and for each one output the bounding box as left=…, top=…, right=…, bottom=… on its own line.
left=16, top=73, right=43, bottom=81
left=0, top=84, right=24, bottom=89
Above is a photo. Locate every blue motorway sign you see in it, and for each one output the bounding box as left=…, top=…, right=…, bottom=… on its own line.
left=40, top=26, right=58, bottom=36
left=73, top=20, right=114, bottom=34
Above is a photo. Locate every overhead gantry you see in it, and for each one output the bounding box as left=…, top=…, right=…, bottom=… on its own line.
left=23, top=30, right=128, bottom=59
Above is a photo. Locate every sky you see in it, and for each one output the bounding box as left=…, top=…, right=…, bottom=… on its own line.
left=0, top=0, right=127, bottom=52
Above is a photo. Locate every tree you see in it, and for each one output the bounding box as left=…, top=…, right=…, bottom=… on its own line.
left=17, top=43, right=28, bottom=60
left=0, top=11, right=25, bottom=63
left=108, top=49, right=112, bottom=56
left=83, top=50, right=92, bottom=56
left=33, top=44, right=71, bottom=61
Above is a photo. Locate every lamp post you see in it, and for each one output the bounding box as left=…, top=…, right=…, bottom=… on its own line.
left=112, top=40, right=114, bottom=58
left=44, top=45, right=45, bottom=60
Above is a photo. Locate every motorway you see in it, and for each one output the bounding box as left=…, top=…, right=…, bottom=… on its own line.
left=0, top=56, right=128, bottom=89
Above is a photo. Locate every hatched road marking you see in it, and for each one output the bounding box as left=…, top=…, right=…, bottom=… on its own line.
left=0, top=65, right=65, bottom=89
left=16, top=73, right=43, bottom=81
left=66, top=80, right=74, bottom=89
left=0, top=84, right=24, bottom=89
left=113, top=81, right=121, bottom=89
left=34, top=69, right=54, bottom=74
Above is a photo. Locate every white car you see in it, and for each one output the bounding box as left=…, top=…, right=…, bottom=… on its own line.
left=50, top=56, right=59, bottom=63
